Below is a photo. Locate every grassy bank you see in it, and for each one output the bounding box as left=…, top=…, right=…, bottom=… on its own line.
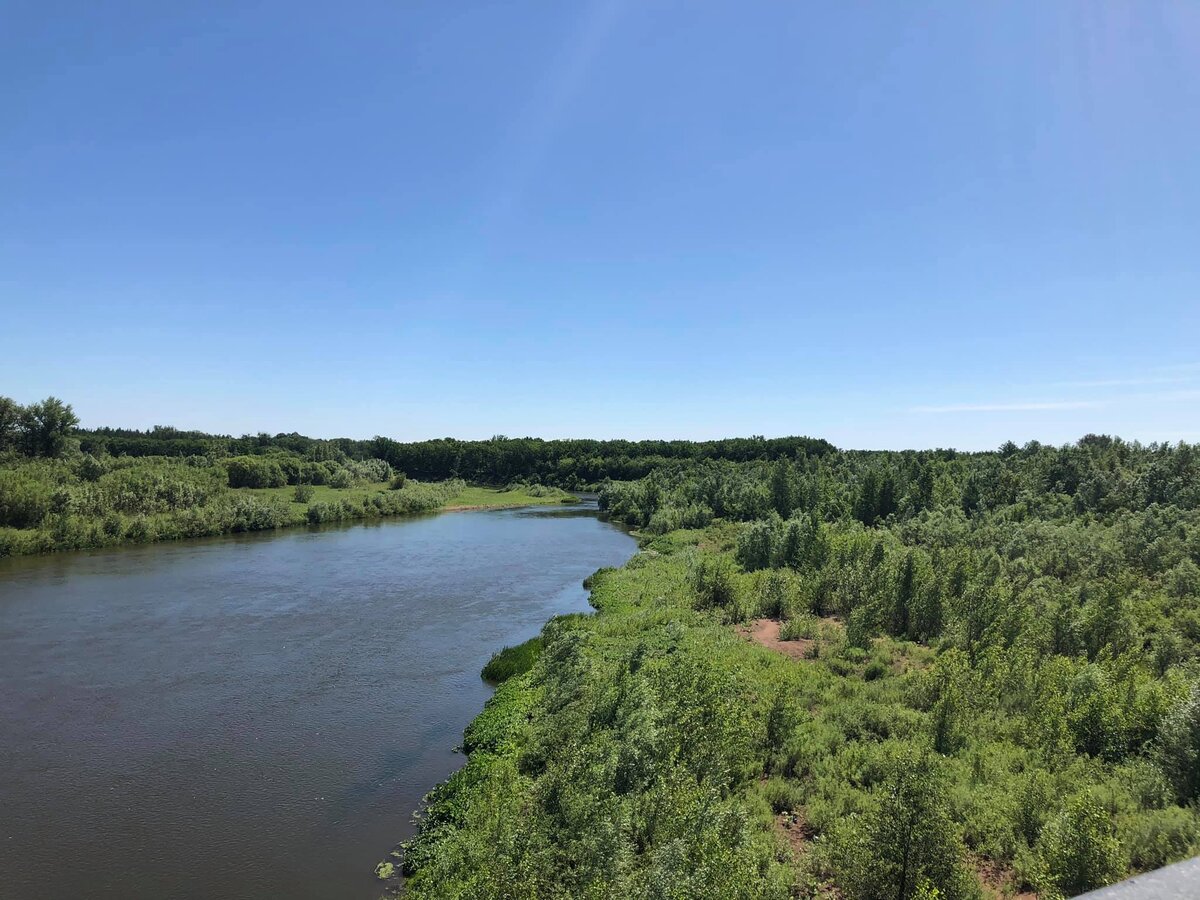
left=443, top=484, right=576, bottom=510
left=394, top=526, right=1200, bottom=899
left=0, top=464, right=576, bottom=558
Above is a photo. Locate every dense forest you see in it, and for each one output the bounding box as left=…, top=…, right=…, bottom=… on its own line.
left=397, top=438, right=1200, bottom=899
left=75, top=423, right=836, bottom=485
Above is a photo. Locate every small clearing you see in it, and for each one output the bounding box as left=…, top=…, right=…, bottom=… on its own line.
left=737, top=618, right=813, bottom=660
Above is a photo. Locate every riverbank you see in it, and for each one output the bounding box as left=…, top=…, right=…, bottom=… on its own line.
left=394, top=488, right=1200, bottom=900
left=0, top=479, right=577, bottom=558
left=0, top=496, right=635, bottom=900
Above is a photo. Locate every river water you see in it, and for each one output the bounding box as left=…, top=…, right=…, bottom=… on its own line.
left=0, top=501, right=635, bottom=900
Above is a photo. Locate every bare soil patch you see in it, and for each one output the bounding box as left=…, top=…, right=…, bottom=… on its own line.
left=774, top=810, right=814, bottom=859
left=975, top=857, right=1037, bottom=899
left=738, top=618, right=813, bottom=660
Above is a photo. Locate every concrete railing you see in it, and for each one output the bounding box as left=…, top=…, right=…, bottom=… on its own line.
left=1074, top=856, right=1199, bottom=899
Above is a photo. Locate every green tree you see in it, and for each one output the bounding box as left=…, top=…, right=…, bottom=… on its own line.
left=928, top=650, right=970, bottom=755
left=769, top=458, right=795, bottom=518
left=1157, top=682, right=1200, bottom=804
left=834, top=744, right=978, bottom=900
left=853, top=469, right=881, bottom=526
left=19, top=396, right=79, bottom=457
left=736, top=520, right=775, bottom=572
left=1035, top=792, right=1123, bottom=897
left=0, top=396, right=21, bottom=453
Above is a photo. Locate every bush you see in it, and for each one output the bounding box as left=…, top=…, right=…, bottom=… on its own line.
left=1035, top=792, right=1124, bottom=897
left=864, top=660, right=887, bottom=681
left=830, top=743, right=979, bottom=900
left=328, top=468, right=355, bottom=489
left=1123, top=806, right=1200, bottom=871
left=689, top=554, right=737, bottom=610
left=224, top=456, right=286, bottom=488
left=125, top=516, right=153, bottom=542
left=759, top=777, right=804, bottom=814
left=0, top=471, right=53, bottom=527
left=293, top=484, right=315, bottom=503
left=481, top=637, right=543, bottom=684
left=779, top=614, right=815, bottom=642
left=306, top=501, right=342, bottom=525
left=1157, top=682, right=1200, bottom=804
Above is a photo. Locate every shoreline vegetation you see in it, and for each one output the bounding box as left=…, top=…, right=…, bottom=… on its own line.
left=394, top=439, right=1200, bottom=900
left=0, top=398, right=582, bottom=558
left=0, top=478, right=576, bottom=558
left=4, top=398, right=1200, bottom=898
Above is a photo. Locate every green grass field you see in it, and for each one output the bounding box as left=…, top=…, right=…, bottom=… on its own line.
left=244, top=481, right=572, bottom=511
left=443, top=484, right=576, bottom=509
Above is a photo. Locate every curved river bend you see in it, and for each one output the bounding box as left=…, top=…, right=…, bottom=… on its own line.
left=0, top=501, right=635, bottom=900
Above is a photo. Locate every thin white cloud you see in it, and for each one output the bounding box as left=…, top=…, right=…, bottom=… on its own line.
left=911, top=400, right=1105, bottom=414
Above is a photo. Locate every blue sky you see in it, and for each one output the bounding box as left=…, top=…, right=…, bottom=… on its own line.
left=2, top=1, right=1198, bottom=449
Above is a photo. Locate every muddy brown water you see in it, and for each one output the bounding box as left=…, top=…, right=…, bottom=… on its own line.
left=0, top=501, right=635, bottom=900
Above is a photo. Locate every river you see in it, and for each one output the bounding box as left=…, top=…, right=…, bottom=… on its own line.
left=0, top=500, right=635, bottom=900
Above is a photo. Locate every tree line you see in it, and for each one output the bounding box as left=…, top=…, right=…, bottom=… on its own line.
left=76, top=424, right=837, bottom=486
left=0, top=396, right=79, bottom=458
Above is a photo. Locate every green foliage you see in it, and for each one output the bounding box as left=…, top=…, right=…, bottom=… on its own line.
left=480, top=636, right=543, bottom=684
left=224, top=455, right=286, bottom=488
left=327, top=467, right=354, bottom=489
left=689, top=553, right=737, bottom=610
left=402, top=434, right=1200, bottom=896
left=779, top=613, right=816, bottom=642
left=0, top=439, right=464, bottom=556
left=14, top=396, right=79, bottom=457
left=1122, top=806, right=1200, bottom=871
left=1034, top=792, right=1124, bottom=898
left=1156, top=682, right=1200, bottom=804
left=927, top=649, right=971, bottom=755
left=9, top=404, right=1200, bottom=893
left=829, top=743, right=979, bottom=900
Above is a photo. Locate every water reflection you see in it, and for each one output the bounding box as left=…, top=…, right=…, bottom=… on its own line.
left=0, top=505, right=635, bottom=900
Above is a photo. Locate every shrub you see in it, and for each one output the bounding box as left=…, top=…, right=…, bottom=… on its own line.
left=328, top=468, right=355, bottom=489
left=481, top=637, right=543, bottom=684
left=759, top=777, right=804, bottom=814
left=224, top=456, right=286, bottom=488
left=845, top=607, right=872, bottom=649
left=125, top=516, right=153, bottom=542
left=689, top=554, right=737, bottom=610
left=0, top=471, right=53, bottom=528
left=736, top=519, right=776, bottom=571
left=306, top=501, right=342, bottom=525
left=293, top=484, right=315, bottom=503
left=1123, top=806, right=1200, bottom=871
left=830, top=743, right=979, bottom=900
left=1035, top=792, right=1124, bottom=897
left=1157, top=682, right=1200, bottom=804
left=779, top=614, right=815, bottom=642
